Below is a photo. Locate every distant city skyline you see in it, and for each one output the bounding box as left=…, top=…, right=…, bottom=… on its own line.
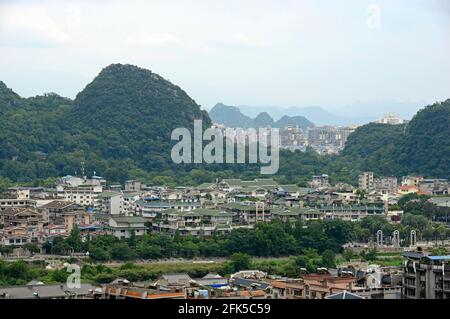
left=0, top=0, right=449, bottom=116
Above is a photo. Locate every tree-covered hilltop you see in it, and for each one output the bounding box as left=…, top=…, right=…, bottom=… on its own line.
left=397, top=100, right=450, bottom=177
left=0, top=64, right=211, bottom=184
left=209, top=103, right=254, bottom=128
left=275, top=115, right=313, bottom=130
left=343, top=99, right=450, bottom=178
left=67, top=64, right=211, bottom=177
left=0, top=64, right=448, bottom=187
left=342, top=123, right=406, bottom=176
left=253, top=112, right=274, bottom=127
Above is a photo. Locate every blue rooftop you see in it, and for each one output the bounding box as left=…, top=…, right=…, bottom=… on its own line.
left=426, top=255, right=450, bottom=261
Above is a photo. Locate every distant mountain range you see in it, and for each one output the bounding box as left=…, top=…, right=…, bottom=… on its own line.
left=233, top=101, right=425, bottom=126
left=209, top=103, right=314, bottom=130
left=236, top=105, right=374, bottom=126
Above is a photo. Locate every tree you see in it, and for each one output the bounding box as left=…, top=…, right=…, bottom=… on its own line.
left=110, top=242, right=136, bottom=261
left=0, top=245, right=14, bottom=256
left=321, top=250, right=336, bottom=268
left=128, top=230, right=137, bottom=248
left=51, top=237, right=70, bottom=255
left=224, top=253, right=252, bottom=273
left=23, top=242, right=40, bottom=254
left=294, top=249, right=322, bottom=273
left=360, top=248, right=378, bottom=261
left=401, top=213, right=429, bottom=231
left=136, top=243, right=162, bottom=259
left=342, top=249, right=357, bottom=262
left=89, top=246, right=110, bottom=262
left=431, top=246, right=448, bottom=256
left=66, top=225, right=82, bottom=252
left=435, top=224, right=447, bottom=246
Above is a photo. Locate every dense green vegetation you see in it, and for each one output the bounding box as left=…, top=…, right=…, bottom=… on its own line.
left=24, top=214, right=449, bottom=264
left=0, top=64, right=211, bottom=185
left=0, top=64, right=448, bottom=187
left=1, top=214, right=448, bottom=286
left=343, top=100, right=450, bottom=178
left=1, top=247, right=426, bottom=286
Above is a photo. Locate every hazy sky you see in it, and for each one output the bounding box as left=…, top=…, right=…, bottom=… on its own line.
left=0, top=0, right=449, bottom=114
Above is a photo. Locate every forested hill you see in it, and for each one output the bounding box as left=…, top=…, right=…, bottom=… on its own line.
left=0, top=64, right=210, bottom=184
left=343, top=99, right=450, bottom=178
left=0, top=64, right=448, bottom=187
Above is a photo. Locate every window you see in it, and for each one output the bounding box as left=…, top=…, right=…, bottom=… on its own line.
left=293, top=289, right=302, bottom=297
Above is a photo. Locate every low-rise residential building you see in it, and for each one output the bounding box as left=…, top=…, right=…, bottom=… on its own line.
left=107, top=216, right=147, bottom=239
left=429, top=197, right=450, bottom=208
left=374, top=177, right=398, bottom=194
left=402, top=252, right=450, bottom=299
left=157, top=274, right=193, bottom=288
left=40, top=200, right=86, bottom=232
left=222, top=202, right=271, bottom=224
left=218, top=178, right=278, bottom=193
left=402, top=176, right=424, bottom=187
left=154, top=208, right=233, bottom=237
left=56, top=184, right=103, bottom=208
left=124, top=180, right=142, bottom=192
left=418, top=179, right=449, bottom=195
left=271, top=207, right=323, bottom=223
left=0, top=198, right=36, bottom=211
left=319, top=205, right=385, bottom=221
left=359, top=172, right=374, bottom=192
left=99, top=191, right=123, bottom=215
left=0, top=208, right=44, bottom=245
left=0, top=226, right=30, bottom=246
left=136, top=200, right=201, bottom=221
left=276, top=185, right=311, bottom=199
left=397, top=185, right=421, bottom=196
left=122, top=192, right=141, bottom=215
left=309, top=174, right=330, bottom=188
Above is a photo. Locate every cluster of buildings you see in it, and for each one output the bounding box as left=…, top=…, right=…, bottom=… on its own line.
left=279, top=125, right=357, bottom=155
left=281, top=113, right=408, bottom=154
left=5, top=253, right=449, bottom=300
left=0, top=172, right=448, bottom=251
left=0, top=172, right=449, bottom=299
left=373, top=113, right=407, bottom=125
left=0, top=263, right=404, bottom=299
left=358, top=172, right=449, bottom=196
left=2, top=251, right=448, bottom=299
